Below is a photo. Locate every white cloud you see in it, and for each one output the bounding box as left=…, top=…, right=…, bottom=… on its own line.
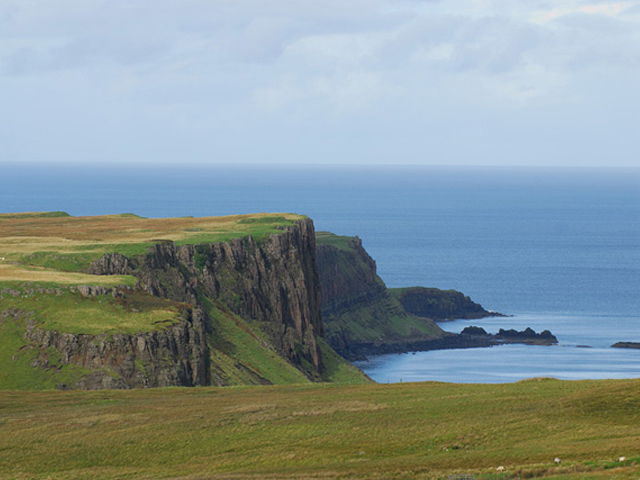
left=0, top=0, right=639, bottom=165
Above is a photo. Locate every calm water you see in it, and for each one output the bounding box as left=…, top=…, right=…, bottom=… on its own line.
left=2, top=164, right=639, bottom=383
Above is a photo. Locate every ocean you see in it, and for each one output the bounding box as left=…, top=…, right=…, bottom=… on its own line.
left=2, top=164, right=639, bottom=383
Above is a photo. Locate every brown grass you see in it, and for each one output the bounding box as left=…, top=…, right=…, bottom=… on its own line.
left=0, top=263, right=133, bottom=285
left=0, top=212, right=303, bottom=284
left=0, top=212, right=303, bottom=255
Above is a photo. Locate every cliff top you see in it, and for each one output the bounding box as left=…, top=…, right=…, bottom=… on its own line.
left=0, top=211, right=304, bottom=284
left=316, top=231, right=363, bottom=252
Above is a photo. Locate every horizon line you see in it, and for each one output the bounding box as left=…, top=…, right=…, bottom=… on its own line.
left=2, top=161, right=640, bottom=170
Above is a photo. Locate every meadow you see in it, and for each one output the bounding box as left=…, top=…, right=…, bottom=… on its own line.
left=1, top=378, right=638, bottom=479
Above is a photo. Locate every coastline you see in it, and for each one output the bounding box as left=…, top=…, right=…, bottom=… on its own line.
left=338, top=327, right=558, bottom=361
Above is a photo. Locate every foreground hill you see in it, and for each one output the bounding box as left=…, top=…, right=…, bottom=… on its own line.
left=0, top=212, right=366, bottom=389
left=0, top=378, right=638, bottom=479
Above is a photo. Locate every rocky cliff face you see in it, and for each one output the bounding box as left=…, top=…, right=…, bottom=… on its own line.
left=89, top=218, right=323, bottom=376
left=25, top=306, right=208, bottom=390
left=390, top=287, right=501, bottom=321
left=316, top=236, right=387, bottom=318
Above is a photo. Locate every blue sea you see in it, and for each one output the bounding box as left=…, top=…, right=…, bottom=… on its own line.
left=2, top=164, right=639, bottom=383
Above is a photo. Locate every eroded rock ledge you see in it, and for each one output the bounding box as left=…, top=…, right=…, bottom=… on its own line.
left=25, top=306, right=208, bottom=390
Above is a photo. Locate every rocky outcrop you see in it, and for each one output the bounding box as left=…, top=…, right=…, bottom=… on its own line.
left=612, top=342, right=640, bottom=349
left=461, top=326, right=557, bottom=345
left=391, top=287, right=504, bottom=321
left=89, top=218, right=323, bottom=374
left=495, top=327, right=557, bottom=344
left=24, top=306, right=208, bottom=389
left=316, top=236, right=386, bottom=316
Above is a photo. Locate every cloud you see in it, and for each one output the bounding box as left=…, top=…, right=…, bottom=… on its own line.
left=0, top=0, right=639, bottom=166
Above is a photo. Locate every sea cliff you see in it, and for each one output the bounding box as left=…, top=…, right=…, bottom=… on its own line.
left=0, top=213, right=366, bottom=390
left=315, top=233, right=445, bottom=359
left=88, top=218, right=323, bottom=374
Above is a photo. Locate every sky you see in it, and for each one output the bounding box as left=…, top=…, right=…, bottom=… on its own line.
left=1, top=0, right=639, bottom=167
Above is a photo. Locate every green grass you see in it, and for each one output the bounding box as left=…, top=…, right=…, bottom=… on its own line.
left=173, top=218, right=299, bottom=247
left=316, top=337, right=372, bottom=384
left=203, top=297, right=312, bottom=386
left=316, top=231, right=360, bottom=251
left=322, top=279, right=444, bottom=351
left=0, top=287, right=187, bottom=390
left=18, top=243, right=158, bottom=272
left=325, top=294, right=443, bottom=343
left=17, top=222, right=300, bottom=274
left=0, top=211, right=70, bottom=218
left=0, top=312, right=93, bottom=390
left=0, top=379, right=638, bottom=479
left=316, top=231, right=443, bottom=349
left=0, top=287, right=182, bottom=335
left=203, top=298, right=368, bottom=387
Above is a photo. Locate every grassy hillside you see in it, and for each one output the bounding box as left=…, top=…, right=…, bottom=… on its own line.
left=0, top=283, right=189, bottom=390
left=0, top=378, right=638, bottom=479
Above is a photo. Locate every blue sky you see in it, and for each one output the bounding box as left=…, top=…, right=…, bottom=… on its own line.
left=1, top=0, right=639, bottom=167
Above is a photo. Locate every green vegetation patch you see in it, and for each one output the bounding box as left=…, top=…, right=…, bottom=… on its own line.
left=316, top=231, right=359, bottom=251
left=1, top=212, right=305, bottom=280
left=324, top=293, right=443, bottom=345
left=203, top=297, right=310, bottom=386
left=175, top=218, right=299, bottom=247
left=238, top=215, right=291, bottom=225
left=0, top=287, right=182, bottom=335
left=0, top=313, right=93, bottom=390
left=19, top=243, right=155, bottom=273
left=0, top=379, right=639, bottom=479
left=316, top=337, right=372, bottom=384
left=0, top=211, right=70, bottom=218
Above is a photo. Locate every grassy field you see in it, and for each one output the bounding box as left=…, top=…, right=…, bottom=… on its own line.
left=0, top=378, right=638, bottom=479
left=0, top=211, right=304, bottom=279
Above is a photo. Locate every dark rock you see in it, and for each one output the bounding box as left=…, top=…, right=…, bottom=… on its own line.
left=612, top=342, right=640, bottom=349
left=391, top=287, right=505, bottom=321
left=461, top=326, right=488, bottom=335
left=496, top=327, right=558, bottom=344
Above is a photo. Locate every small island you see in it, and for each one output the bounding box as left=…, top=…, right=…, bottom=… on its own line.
left=461, top=326, right=558, bottom=345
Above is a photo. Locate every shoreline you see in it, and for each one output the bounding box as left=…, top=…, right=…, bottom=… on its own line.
left=338, top=328, right=558, bottom=361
